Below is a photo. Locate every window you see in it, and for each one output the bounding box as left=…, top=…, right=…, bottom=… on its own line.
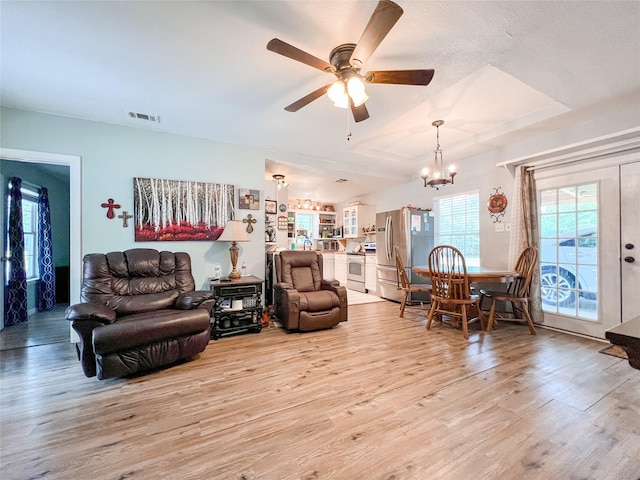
left=5, top=184, right=40, bottom=281
left=295, top=213, right=315, bottom=246
left=433, top=190, right=480, bottom=267
left=539, top=183, right=598, bottom=319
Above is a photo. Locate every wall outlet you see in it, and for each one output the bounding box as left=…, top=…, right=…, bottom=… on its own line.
left=495, top=223, right=505, bottom=232
left=505, top=223, right=512, bottom=232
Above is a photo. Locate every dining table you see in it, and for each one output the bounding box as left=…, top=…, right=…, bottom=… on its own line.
left=412, top=265, right=521, bottom=331
left=412, top=265, right=520, bottom=284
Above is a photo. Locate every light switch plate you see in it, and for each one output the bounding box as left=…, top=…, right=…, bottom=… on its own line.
left=495, top=223, right=505, bottom=232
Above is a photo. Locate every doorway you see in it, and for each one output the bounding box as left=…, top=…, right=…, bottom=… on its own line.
left=0, top=148, right=81, bottom=343
left=535, top=159, right=639, bottom=338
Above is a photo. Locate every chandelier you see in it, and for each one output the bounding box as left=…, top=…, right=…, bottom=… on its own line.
left=421, top=120, right=457, bottom=190
left=273, top=174, right=289, bottom=190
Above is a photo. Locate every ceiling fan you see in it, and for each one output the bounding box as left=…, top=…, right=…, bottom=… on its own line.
left=266, top=0, right=434, bottom=123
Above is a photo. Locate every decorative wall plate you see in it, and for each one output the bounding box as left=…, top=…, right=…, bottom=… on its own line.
left=488, top=193, right=507, bottom=213
left=279, top=203, right=287, bottom=212
left=487, top=187, right=508, bottom=223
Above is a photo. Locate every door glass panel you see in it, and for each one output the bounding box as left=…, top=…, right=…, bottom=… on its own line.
left=539, top=182, right=598, bottom=320
left=539, top=190, right=557, bottom=213
left=540, top=214, right=557, bottom=237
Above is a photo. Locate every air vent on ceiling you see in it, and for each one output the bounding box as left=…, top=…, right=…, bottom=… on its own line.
left=126, top=111, right=161, bottom=123
left=335, top=178, right=349, bottom=183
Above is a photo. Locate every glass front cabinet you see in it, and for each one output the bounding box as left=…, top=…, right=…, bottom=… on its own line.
left=343, top=205, right=373, bottom=238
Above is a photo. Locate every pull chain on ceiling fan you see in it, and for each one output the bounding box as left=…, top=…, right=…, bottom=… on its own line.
left=266, top=0, right=434, bottom=123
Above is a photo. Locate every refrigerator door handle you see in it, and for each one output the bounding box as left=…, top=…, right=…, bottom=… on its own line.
left=384, top=216, right=389, bottom=262
left=387, top=215, right=393, bottom=262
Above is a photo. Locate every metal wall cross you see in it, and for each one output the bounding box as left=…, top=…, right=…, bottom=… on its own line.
left=118, top=211, right=132, bottom=228
left=243, top=214, right=257, bottom=233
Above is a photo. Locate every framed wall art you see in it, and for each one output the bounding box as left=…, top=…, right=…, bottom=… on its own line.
left=265, top=200, right=277, bottom=214
left=239, top=189, right=260, bottom=210
left=133, top=177, right=234, bottom=241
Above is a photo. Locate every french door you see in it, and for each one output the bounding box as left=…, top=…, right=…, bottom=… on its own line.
left=620, top=162, right=640, bottom=323
left=535, top=161, right=639, bottom=338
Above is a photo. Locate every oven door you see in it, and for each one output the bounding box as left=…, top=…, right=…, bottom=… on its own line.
left=347, top=254, right=366, bottom=293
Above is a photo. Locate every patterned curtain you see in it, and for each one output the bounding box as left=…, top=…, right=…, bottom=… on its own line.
left=509, top=166, right=542, bottom=322
left=37, top=187, right=55, bottom=311
left=5, top=177, right=28, bottom=326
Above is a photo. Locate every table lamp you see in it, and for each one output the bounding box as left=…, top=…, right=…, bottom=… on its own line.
left=217, top=220, right=249, bottom=279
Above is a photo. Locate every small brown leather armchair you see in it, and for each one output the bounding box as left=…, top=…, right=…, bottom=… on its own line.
left=65, top=249, right=214, bottom=379
left=274, top=251, right=347, bottom=331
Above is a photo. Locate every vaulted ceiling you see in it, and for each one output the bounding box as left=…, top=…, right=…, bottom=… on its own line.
left=2, top=1, right=639, bottom=203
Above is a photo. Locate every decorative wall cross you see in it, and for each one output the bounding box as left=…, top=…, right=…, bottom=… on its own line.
left=118, top=211, right=132, bottom=228
left=243, top=214, right=257, bottom=234
left=101, top=198, right=121, bottom=219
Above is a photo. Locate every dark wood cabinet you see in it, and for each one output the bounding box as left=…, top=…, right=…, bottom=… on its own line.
left=209, top=275, right=264, bottom=340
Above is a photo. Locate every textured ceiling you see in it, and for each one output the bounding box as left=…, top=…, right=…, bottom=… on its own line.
left=2, top=1, right=639, bottom=203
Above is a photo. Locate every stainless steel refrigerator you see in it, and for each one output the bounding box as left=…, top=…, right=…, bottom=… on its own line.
left=376, top=208, right=434, bottom=303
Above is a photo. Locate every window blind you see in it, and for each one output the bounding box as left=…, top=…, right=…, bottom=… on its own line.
left=434, top=190, right=480, bottom=267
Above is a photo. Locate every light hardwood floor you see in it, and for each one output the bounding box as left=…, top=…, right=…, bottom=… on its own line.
left=1, top=301, right=639, bottom=480
left=0, top=304, right=69, bottom=351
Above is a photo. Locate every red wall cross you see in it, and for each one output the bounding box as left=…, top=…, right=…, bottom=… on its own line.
left=101, top=198, right=121, bottom=219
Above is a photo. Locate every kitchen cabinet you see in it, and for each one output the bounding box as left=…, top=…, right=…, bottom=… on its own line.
left=287, top=212, right=296, bottom=239
left=321, top=253, right=335, bottom=280
left=318, top=212, right=337, bottom=238
left=365, top=256, right=377, bottom=294
left=343, top=205, right=375, bottom=238
left=335, top=254, right=347, bottom=285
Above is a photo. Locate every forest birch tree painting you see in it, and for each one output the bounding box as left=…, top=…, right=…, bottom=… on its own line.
left=133, top=177, right=234, bottom=241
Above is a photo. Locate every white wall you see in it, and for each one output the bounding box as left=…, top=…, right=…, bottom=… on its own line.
left=357, top=155, right=514, bottom=269
left=1, top=107, right=267, bottom=290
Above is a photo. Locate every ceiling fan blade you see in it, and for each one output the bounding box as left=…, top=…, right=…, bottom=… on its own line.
left=267, top=38, right=333, bottom=73
left=350, top=0, right=403, bottom=67
left=350, top=99, right=370, bottom=123
left=284, top=84, right=332, bottom=112
left=365, top=69, right=435, bottom=86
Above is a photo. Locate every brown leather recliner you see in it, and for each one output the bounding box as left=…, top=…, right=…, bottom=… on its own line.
left=274, top=251, right=347, bottom=331
left=65, top=249, right=214, bottom=379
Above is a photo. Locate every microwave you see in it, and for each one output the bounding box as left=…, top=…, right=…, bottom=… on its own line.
left=332, top=226, right=343, bottom=238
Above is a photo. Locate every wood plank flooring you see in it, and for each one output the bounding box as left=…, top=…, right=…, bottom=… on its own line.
left=0, top=304, right=69, bottom=351
left=1, top=301, right=639, bottom=480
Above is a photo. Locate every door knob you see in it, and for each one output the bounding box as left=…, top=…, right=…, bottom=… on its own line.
left=624, top=256, right=635, bottom=263
left=625, top=243, right=635, bottom=250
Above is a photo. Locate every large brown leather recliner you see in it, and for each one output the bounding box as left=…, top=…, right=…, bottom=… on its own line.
left=65, top=249, right=214, bottom=379
left=274, top=251, right=347, bottom=331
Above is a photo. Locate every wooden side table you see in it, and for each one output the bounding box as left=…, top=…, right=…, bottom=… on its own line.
left=605, top=316, right=640, bottom=370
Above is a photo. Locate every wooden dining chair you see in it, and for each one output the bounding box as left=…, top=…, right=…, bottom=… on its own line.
left=394, top=246, right=431, bottom=317
left=426, top=245, right=484, bottom=339
left=480, top=246, right=538, bottom=335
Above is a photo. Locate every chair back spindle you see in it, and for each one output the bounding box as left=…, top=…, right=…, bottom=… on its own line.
left=426, top=245, right=483, bottom=339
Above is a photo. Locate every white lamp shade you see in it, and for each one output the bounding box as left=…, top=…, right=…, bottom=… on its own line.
left=218, top=220, right=249, bottom=242
left=327, top=81, right=349, bottom=109
left=347, top=77, right=368, bottom=107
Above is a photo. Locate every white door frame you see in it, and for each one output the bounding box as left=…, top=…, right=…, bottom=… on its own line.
left=0, top=148, right=81, bottom=337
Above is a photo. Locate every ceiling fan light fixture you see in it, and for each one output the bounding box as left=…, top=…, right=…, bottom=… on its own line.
left=421, top=120, right=458, bottom=190
left=347, top=76, right=368, bottom=107
left=328, top=81, right=348, bottom=108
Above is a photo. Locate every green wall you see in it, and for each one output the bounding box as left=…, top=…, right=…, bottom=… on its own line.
left=1, top=107, right=267, bottom=292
